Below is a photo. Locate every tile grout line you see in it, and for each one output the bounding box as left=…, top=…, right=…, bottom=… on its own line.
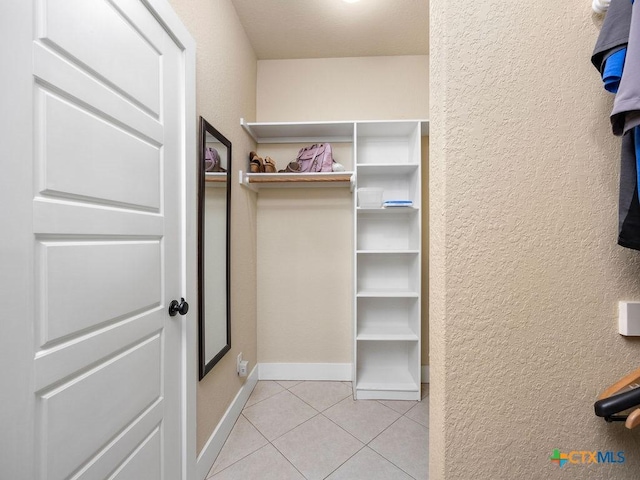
left=269, top=439, right=310, bottom=480
left=207, top=413, right=271, bottom=479
left=243, top=381, right=287, bottom=409
left=316, top=405, right=424, bottom=480
left=289, top=392, right=353, bottom=415
left=361, top=410, right=421, bottom=479
left=320, top=442, right=369, bottom=480
left=209, top=381, right=281, bottom=478
left=269, top=410, right=367, bottom=480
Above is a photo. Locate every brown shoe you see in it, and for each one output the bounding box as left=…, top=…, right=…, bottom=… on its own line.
left=263, top=156, right=277, bottom=173
left=249, top=151, right=264, bottom=173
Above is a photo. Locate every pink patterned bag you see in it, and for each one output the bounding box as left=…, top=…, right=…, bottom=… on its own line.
left=295, top=143, right=335, bottom=172
left=204, top=147, right=221, bottom=172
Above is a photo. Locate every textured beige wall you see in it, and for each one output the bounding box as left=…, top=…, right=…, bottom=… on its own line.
left=256, top=56, right=429, bottom=367
left=253, top=142, right=354, bottom=365
left=430, top=1, right=640, bottom=478
left=257, top=56, right=429, bottom=122
left=257, top=188, right=353, bottom=364
left=168, top=0, right=258, bottom=456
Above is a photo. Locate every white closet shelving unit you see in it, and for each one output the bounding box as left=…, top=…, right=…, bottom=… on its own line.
left=354, top=121, right=423, bottom=400
left=240, top=118, right=427, bottom=400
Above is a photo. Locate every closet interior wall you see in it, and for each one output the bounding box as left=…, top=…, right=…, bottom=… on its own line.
left=255, top=56, right=429, bottom=371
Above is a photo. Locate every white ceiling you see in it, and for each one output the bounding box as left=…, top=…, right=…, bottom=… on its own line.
left=229, top=0, right=429, bottom=60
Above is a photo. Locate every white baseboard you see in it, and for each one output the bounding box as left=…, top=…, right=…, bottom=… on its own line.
left=422, top=365, right=429, bottom=383
left=257, top=363, right=429, bottom=383
left=258, top=363, right=352, bottom=381
left=196, top=365, right=259, bottom=480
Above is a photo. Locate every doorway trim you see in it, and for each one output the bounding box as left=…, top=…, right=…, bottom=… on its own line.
left=119, top=1, right=197, bottom=478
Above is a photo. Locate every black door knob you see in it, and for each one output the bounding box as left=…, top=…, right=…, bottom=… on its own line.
left=168, top=297, right=189, bottom=316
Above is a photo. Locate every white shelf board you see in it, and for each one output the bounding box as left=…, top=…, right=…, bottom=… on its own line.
left=240, top=119, right=428, bottom=143
left=241, top=118, right=354, bottom=144
left=357, top=249, right=419, bottom=255
left=356, top=325, right=419, bottom=341
left=356, top=164, right=419, bottom=175
left=357, top=206, right=419, bottom=214
left=355, top=381, right=420, bottom=392
left=356, top=289, right=419, bottom=298
left=355, top=389, right=421, bottom=401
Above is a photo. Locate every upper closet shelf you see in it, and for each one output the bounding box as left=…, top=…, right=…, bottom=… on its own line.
left=238, top=119, right=427, bottom=191
left=241, top=118, right=429, bottom=143
left=241, top=118, right=354, bottom=144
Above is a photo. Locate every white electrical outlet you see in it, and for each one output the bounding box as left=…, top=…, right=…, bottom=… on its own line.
left=237, top=352, right=243, bottom=374
left=239, top=360, right=248, bottom=377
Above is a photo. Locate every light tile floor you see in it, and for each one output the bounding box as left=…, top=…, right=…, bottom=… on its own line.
left=207, top=381, right=429, bottom=480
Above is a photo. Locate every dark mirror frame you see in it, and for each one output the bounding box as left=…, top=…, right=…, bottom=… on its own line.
left=198, top=117, right=232, bottom=380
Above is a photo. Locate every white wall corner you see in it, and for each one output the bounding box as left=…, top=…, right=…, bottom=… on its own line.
left=196, top=365, right=259, bottom=480
left=258, top=363, right=353, bottom=381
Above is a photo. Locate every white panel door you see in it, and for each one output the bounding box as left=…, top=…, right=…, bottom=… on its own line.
left=0, top=1, right=195, bottom=479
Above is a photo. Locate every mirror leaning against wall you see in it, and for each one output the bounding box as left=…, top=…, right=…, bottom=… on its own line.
left=198, top=117, right=231, bottom=380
